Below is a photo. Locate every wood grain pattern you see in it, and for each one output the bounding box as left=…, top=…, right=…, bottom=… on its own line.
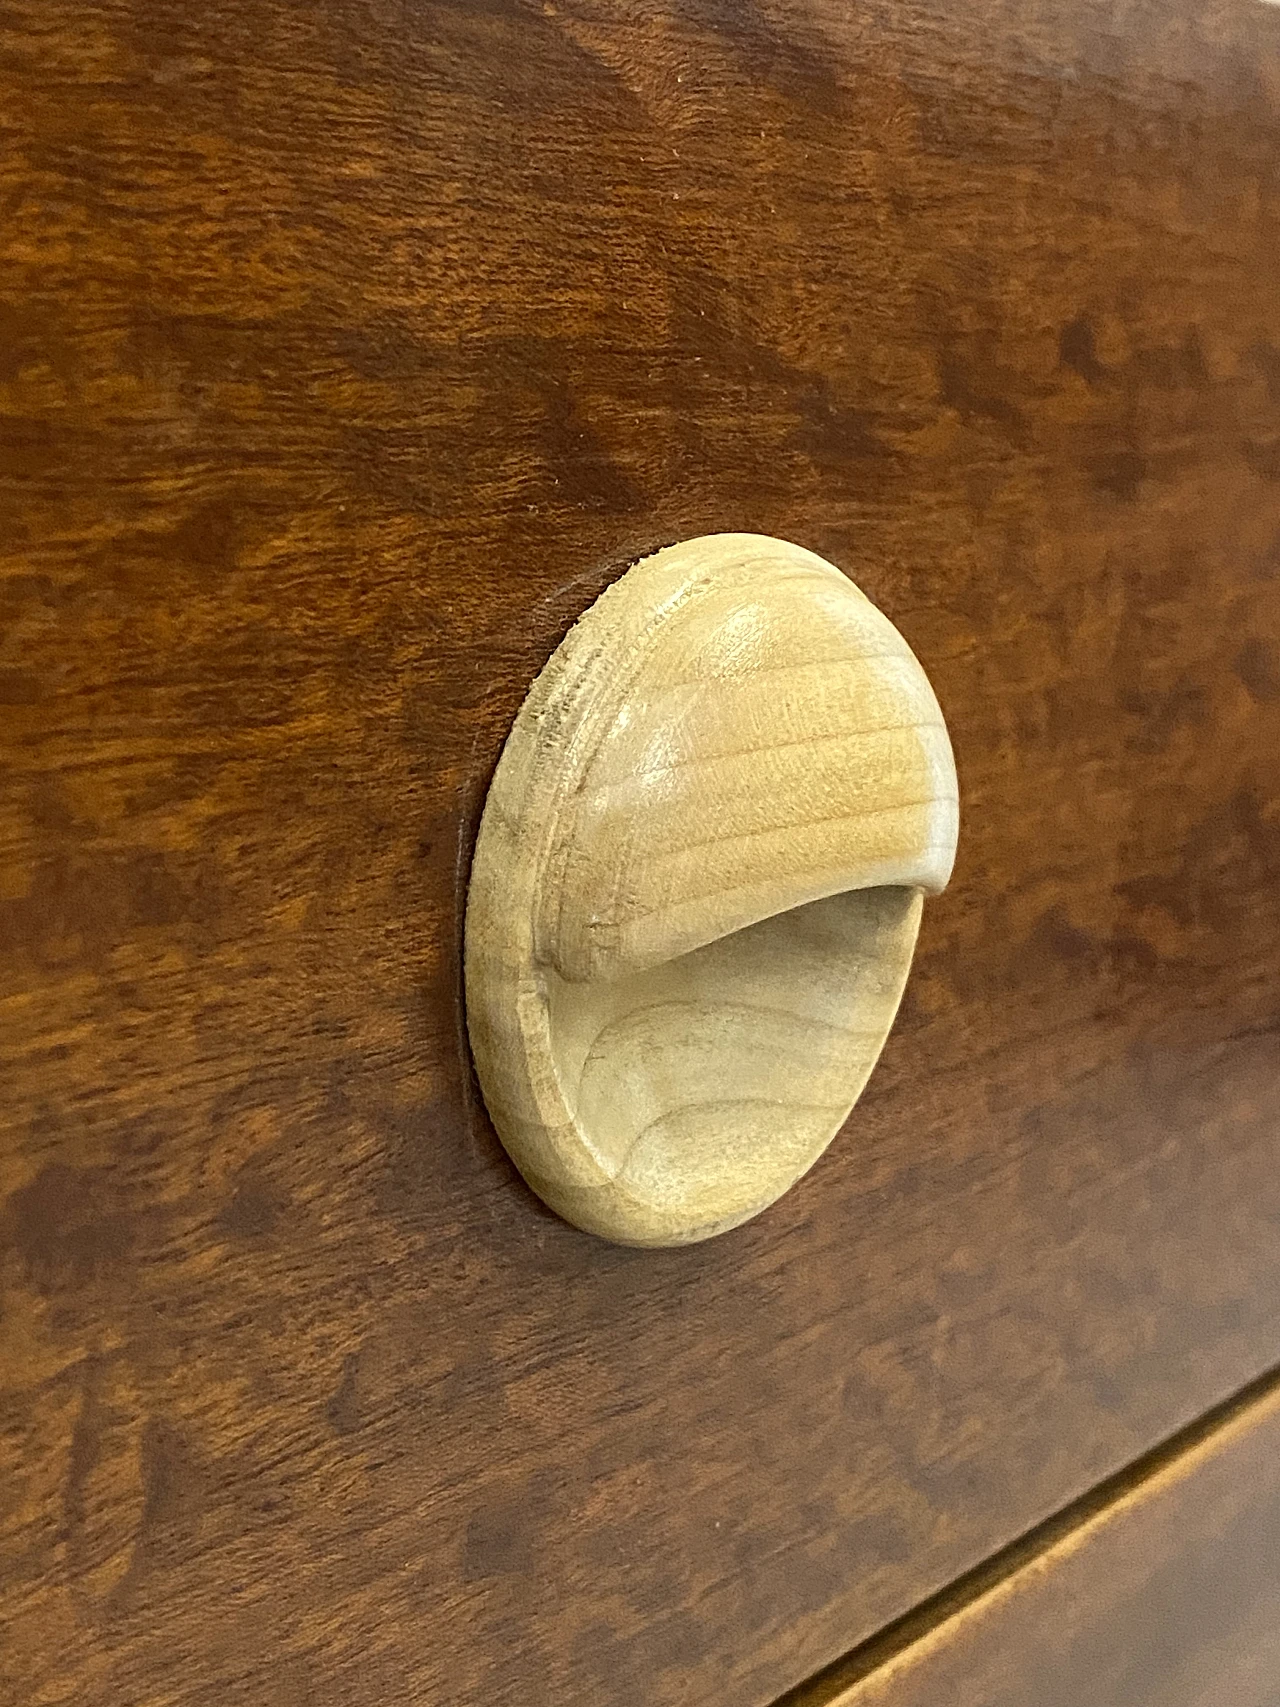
left=464, top=534, right=958, bottom=1245
left=2, top=1, right=1280, bottom=1703
left=795, top=1372, right=1280, bottom=1707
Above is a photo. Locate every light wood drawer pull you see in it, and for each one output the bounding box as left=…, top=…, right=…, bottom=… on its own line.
left=464, top=534, right=959, bottom=1246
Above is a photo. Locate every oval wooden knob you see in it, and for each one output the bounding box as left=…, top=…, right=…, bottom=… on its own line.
left=464, top=534, right=959, bottom=1247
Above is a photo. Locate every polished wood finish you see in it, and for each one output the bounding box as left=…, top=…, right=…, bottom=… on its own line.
left=2, top=1, right=1279, bottom=1703
left=799, top=1373, right=1280, bottom=1707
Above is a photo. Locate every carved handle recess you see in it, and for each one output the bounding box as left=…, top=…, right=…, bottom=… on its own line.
left=464, top=534, right=959, bottom=1247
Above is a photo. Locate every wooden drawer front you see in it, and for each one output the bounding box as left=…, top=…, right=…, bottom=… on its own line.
left=795, top=1373, right=1280, bottom=1707
left=3, top=1, right=1280, bottom=1704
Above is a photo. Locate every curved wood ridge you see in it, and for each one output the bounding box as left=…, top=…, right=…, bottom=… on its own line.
left=465, top=534, right=959, bottom=1246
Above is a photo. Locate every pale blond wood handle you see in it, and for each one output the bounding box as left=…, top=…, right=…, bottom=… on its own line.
left=465, top=535, right=959, bottom=1248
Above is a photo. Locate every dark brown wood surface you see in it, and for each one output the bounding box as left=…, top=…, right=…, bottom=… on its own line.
left=2, top=2, right=1280, bottom=1704
left=800, top=1373, right=1280, bottom=1707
